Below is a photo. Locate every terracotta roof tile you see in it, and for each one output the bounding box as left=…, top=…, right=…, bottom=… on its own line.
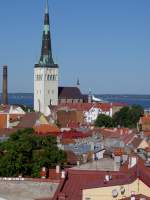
left=0, top=114, right=7, bottom=128
left=61, top=131, right=92, bottom=139
left=17, top=112, right=41, bottom=128
left=140, top=115, right=150, bottom=124
left=33, top=124, right=60, bottom=136
left=131, top=137, right=143, bottom=149
left=52, top=159, right=150, bottom=200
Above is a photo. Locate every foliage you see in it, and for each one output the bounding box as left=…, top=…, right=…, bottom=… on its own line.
left=95, top=114, right=114, bottom=128
left=113, top=104, right=144, bottom=128
left=0, top=129, right=66, bottom=177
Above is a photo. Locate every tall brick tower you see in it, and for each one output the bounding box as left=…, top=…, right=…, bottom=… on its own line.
left=34, top=0, right=59, bottom=115
left=2, top=65, right=8, bottom=105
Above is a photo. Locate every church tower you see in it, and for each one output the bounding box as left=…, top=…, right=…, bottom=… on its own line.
left=34, top=0, right=59, bottom=115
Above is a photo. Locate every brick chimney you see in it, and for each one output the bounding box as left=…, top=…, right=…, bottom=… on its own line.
left=2, top=65, right=8, bottom=105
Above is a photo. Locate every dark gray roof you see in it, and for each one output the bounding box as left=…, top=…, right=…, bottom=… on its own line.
left=58, top=87, right=83, bottom=99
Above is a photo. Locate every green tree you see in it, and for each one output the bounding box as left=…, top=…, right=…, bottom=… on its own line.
left=95, top=114, right=114, bottom=128
left=113, top=105, right=144, bottom=128
left=0, top=129, right=66, bottom=177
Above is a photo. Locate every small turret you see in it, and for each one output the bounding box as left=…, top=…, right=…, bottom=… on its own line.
left=76, top=78, right=80, bottom=88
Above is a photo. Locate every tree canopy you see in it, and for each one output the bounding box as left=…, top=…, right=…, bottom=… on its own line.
left=0, top=129, right=66, bottom=177
left=95, top=114, right=114, bottom=128
left=113, top=105, right=144, bottom=128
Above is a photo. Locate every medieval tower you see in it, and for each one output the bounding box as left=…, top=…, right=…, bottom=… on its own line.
left=34, top=0, right=59, bottom=115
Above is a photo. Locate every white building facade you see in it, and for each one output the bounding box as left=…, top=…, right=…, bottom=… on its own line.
left=84, top=106, right=112, bottom=124
left=34, top=0, right=58, bottom=115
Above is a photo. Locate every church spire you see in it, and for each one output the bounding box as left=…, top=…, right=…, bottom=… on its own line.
left=39, top=0, right=54, bottom=67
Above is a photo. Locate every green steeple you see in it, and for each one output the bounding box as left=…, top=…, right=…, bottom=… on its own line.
left=39, top=0, right=54, bottom=67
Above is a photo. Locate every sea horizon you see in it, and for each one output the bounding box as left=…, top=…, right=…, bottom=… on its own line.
left=1, top=93, right=150, bottom=109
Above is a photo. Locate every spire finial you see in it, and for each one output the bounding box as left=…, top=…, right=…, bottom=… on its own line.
left=77, top=78, right=80, bottom=87
left=45, top=0, right=49, bottom=14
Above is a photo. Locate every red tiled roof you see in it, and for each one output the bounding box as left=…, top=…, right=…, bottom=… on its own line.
left=52, top=169, right=136, bottom=200
left=61, top=138, right=75, bottom=145
left=140, top=115, right=150, bottom=124
left=0, top=114, right=7, bottom=129
left=33, top=124, right=60, bottom=136
left=145, top=147, right=150, bottom=152
left=100, top=128, right=136, bottom=145
left=61, top=131, right=92, bottom=139
left=17, top=112, right=42, bottom=128
left=58, top=102, right=112, bottom=112
left=56, top=102, right=127, bottom=113
left=143, top=131, right=150, bottom=136
left=58, top=103, right=93, bottom=111
left=131, top=137, right=143, bottom=149
left=52, top=159, right=150, bottom=200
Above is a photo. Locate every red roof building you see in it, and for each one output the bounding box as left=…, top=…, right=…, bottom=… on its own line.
left=33, top=124, right=60, bottom=136
left=0, top=114, right=8, bottom=129
left=50, top=159, right=150, bottom=200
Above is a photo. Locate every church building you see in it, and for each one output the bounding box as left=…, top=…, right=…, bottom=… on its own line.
left=34, top=0, right=88, bottom=115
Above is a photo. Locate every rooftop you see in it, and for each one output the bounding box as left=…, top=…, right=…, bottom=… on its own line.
left=51, top=158, right=150, bottom=200
left=0, top=180, right=58, bottom=200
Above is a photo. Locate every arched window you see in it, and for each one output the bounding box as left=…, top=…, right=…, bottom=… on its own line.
left=47, top=75, right=50, bottom=80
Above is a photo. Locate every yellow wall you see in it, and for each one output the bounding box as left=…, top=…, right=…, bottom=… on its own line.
left=83, top=179, right=150, bottom=200
left=138, top=140, right=149, bottom=149
left=39, top=115, right=49, bottom=124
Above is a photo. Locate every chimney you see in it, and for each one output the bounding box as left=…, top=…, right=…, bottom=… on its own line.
left=56, top=165, right=60, bottom=174
left=61, top=170, right=66, bottom=179
left=2, top=66, right=8, bottom=105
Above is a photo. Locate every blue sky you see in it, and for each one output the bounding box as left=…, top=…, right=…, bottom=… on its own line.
left=0, top=0, right=150, bottom=94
